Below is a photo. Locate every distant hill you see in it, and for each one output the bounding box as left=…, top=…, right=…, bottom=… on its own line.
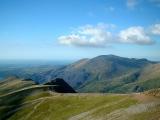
left=34, top=55, right=160, bottom=93
left=0, top=64, right=61, bottom=82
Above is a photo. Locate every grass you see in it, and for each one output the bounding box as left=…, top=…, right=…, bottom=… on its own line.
left=131, top=105, right=160, bottom=120
left=1, top=90, right=160, bottom=120
left=7, top=94, right=127, bottom=120
left=92, top=97, right=138, bottom=118
left=0, top=77, right=35, bottom=96
left=0, top=77, right=160, bottom=120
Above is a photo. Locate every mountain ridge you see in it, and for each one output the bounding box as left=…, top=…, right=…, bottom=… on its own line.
left=0, top=55, right=159, bottom=93
left=32, top=55, right=159, bottom=93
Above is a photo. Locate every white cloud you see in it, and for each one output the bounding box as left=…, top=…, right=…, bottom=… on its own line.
left=58, top=24, right=155, bottom=48
left=150, top=24, right=160, bottom=35
left=126, top=0, right=138, bottom=9
left=58, top=23, right=113, bottom=47
left=118, top=26, right=154, bottom=45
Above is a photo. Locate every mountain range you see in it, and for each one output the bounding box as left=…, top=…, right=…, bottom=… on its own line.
left=0, top=56, right=160, bottom=120
left=0, top=55, right=160, bottom=93
left=32, top=55, right=160, bottom=93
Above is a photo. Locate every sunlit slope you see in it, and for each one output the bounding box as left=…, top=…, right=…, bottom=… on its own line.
left=109, top=63, right=160, bottom=93
left=1, top=93, right=160, bottom=120
left=0, top=89, right=160, bottom=120
left=0, top=77, right=36, bottom=96
left=0, top=77, right=75, bottom=120
left=78, top=63, right=160, bottom=93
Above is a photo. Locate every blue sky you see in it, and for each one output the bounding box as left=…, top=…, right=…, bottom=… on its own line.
left=0, top=0, right=160, bottom=61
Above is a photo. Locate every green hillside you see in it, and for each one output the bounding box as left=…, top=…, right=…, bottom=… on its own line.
left=0, top=77, right=160, bottom=120
left=78, top=63, right=160, bottom=93
left=0, top=76, right=36, bottom=96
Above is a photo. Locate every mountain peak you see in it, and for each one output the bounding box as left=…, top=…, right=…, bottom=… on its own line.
left=33, top=55, right=159, bottom=93
left=92, top=55, right=125, bottom=61
left=96, top=54, right=120, bottom=58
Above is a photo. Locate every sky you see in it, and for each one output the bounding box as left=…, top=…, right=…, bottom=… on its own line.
left=0, top=0, right=160, bottom=61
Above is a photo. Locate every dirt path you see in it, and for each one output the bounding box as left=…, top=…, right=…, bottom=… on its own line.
left=103, top=101, right=160, bottom=120
left=68, top=97, right=128, bottom=120
left=24, top=99, right=45, bottom=120
left=68, top=93, right=160, bottom=120
left=132, top=93, right=158, bottom=103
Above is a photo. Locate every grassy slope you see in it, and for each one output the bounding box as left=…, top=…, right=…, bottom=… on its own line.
left=115, top=64, right=160, bottom=93
left=78, top=63, right=160, bottom=93
left=2, top=93, right=160, bottom=120
left=0, top=77, right=160, bottom=120
left=0, top=92, right=135, bottom=120
left=0, top=77, right=35, bottom=96
left=1, top=90, right=160, bottom=120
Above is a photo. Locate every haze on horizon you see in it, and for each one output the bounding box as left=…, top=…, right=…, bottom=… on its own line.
left=0, top=0, right=160, bottom=61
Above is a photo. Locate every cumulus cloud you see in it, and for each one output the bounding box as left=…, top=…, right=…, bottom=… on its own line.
left=150, top=24, right=160, bottom=35
left=126, top=0, right=138, bottom=9
left=58, top=23, right=155, bottom=48
left=58, top=23, right=113, bottom=47
left=118, top=26, right=154, bottom=45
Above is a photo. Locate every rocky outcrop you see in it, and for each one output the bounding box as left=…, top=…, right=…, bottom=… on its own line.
left=44, top=78, right=76, bottom=93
